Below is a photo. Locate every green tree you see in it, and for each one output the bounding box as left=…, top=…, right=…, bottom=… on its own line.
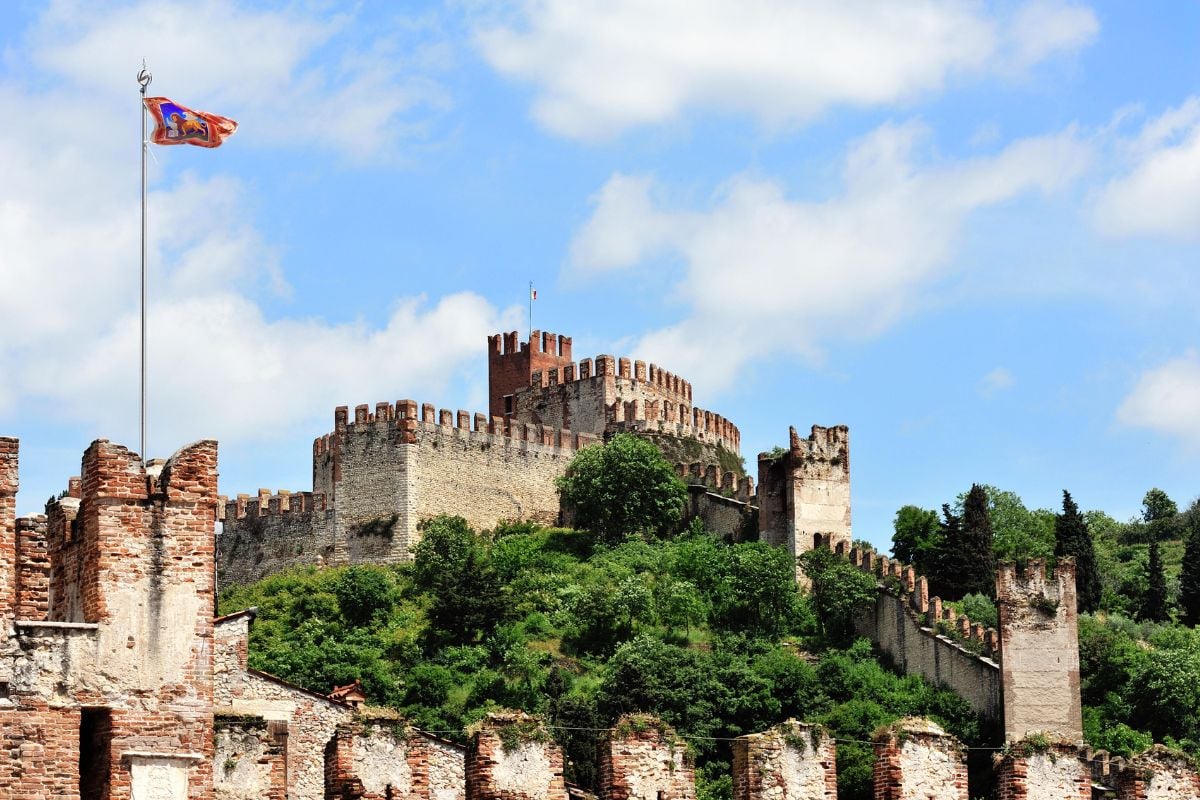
left=335, top=565, right=399, bottom=626
left=936, top=486, right=995, bottom=600
left=412, top=516, right=508, bottom=646
left=1140, top=540, right=1169, bottom=622
left=556, top=434, right=688, bottom=542
left=891, top=505, right=941, bottom=573
left=1180, top=503, right=1200, bottom=627
left=1055, top=491, right=1102, bottom=613
left=1142, top=488, right=1179, bottom=522
left=712, top=543, right=802, bottom=639
left=798, top=546, right=878, bottom=645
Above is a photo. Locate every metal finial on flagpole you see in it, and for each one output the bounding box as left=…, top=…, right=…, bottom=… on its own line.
left=138, top=63, right=152, bottom=463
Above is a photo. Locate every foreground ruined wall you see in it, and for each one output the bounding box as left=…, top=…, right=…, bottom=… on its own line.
left=0, top=437, right=219, bottom=799
left=873, top=719, right=969, bottom=800
left=599, top=714, right=696, bottom=800
left=731, top=721, right=837, bottom=800
left=467, top=711, right=567, bottom=800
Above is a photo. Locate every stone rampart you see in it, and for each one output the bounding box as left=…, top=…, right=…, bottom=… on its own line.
left=217, top=490, right=334, bottom=587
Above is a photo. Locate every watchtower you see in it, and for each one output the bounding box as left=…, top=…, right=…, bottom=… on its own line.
left=487, top=330, right=573, bottom=419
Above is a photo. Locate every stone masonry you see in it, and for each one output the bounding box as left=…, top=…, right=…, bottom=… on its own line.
left=996, top=559, right=1083, bottom=743
left=758, top=425, right=852, bottom=582
left=466, top=711, right=568, bottom=800
left=732, top=720, right=837, bottom=800
left=872, top=718, right=969, bottom=800
left=598, top=714, right=696, bottom=800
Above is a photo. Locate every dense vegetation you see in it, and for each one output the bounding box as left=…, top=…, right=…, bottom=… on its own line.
left=220, top=519, right=982, bottom=800
left=893, top=485, right=1200, bottom=762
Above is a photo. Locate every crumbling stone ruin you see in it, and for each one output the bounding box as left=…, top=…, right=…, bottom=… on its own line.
left=218, top=331, right=848, bottom=587
left=3, top=433, right=1200, bottom=798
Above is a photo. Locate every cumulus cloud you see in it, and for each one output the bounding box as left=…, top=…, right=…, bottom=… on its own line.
left=1093, top=97, right=1200, bottom=240
left=1117, top=353, right=1200, bottom=448
left=0, top=2, right=516, bottom=456
left=568, top=121, right=1092, bottom=388
left=24, top=0, right=450, bottom=162
left=472, top=0, right=1097, bottom=140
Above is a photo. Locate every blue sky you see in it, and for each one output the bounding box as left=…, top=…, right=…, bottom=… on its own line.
left=1, top=1, right=1197, bottom=549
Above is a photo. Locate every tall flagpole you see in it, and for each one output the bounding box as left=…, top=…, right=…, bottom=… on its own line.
left=138, top=64, right=152, bottom=462
left=528, top=281, right=533, bottom=342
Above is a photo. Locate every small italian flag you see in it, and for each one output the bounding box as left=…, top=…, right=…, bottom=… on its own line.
left=530, top=287, right=537, bottom=300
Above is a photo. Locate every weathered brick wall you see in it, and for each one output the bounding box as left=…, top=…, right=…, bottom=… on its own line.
left=0, top=703, right=83, bottom=798
left=423, top=733, right=468, bottom=800
left=873, top=718, right=968, bottom=800
left=997, top=559, right=1082, bottom=743
left=995, top=744, right=1090, bottom=800
left=0, top=437, right=18, bottom=635
left=217, top=491, right=334, bottom=587
left=214, top=715, right=288, bottom=800
left=758, top=426, right=851, bottom=582
left=731, top=721, right=837, bottom=800
left=15, top=514, right=49, bottom=620
left=466, top=711, right=567, bottom=800
left=1106, top=745, right=1200, bottom=800
left=599, top=714, right=696, bottom=800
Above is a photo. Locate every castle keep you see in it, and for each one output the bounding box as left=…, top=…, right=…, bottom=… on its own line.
left=218, top=331, right=844, bottom=587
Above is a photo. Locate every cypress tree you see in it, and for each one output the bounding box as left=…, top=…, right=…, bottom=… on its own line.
left=1054, top=490, right=1101, bottom=613
left=1179, top=505, right=1200, bottom=627
left=1140, top=539, right=1169, bottom=622
left=935, top=485, right=995, bottom=600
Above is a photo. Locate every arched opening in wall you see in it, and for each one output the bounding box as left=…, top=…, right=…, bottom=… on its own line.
left=813, top=533, right=823, bottom=551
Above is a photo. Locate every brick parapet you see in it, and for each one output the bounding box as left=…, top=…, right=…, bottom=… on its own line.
left=599, top=714, right=696, bottom=800
left=873, top=719, right=968, bottom=800
left=14, top=514, right=49, bottom=621
left=731, top=720, right=837, bottom=800
left=466, top=711, right=567, bottom=800
left=994, top=743, right=1090, bottom=800
left=675, top=462, right=755, bottom=501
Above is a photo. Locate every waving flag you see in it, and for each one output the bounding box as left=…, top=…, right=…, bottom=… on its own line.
left=144, top=97, right=237, bottom=148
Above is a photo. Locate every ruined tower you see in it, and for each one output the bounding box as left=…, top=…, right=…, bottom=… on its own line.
left=996, top=558, right=1083, bottom=743
left=757, top=425, right=851, bottom=578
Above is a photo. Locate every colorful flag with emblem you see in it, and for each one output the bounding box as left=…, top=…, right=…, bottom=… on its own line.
left=144, top=97, right=238, bottom=148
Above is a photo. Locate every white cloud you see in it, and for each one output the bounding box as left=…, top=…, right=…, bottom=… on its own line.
left=979, top=367, right=1015, bottom=397
left=1093, top=98, right=1200, bottom=240
left=568, top=121, right=1091, bottom=388
left=472, top=0, right=1097, bottom=140
left=0, top=3, right=517, bottom=457
left=1117, top=353, right=1200, bottom=447
left=24, top=0, right=451, bottom=162
left=1005, top=0, right=1098, bottom=70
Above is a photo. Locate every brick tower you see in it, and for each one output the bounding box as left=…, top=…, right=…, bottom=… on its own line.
left=488, top=330, right=573, bottom=419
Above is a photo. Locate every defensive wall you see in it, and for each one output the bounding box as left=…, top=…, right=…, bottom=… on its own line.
left=5, top=433, right=1200, bottom=799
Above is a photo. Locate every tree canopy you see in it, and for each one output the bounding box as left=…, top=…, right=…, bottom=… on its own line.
left=1055, top=491, right=1102, bottom=613
left=556, top=434, right=688, bottom=542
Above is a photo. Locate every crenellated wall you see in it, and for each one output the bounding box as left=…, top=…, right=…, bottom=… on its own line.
left=842, top=542, right=1002, bottom=722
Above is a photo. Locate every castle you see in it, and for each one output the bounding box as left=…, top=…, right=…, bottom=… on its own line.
left=2, top=330, right=1199, bottom=799
left=218, top=331, right=851, bottom=586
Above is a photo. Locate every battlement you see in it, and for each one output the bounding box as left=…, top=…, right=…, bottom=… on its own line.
left=527, top=352, right=693, bottom=406
left=676, top=462, right=755, bottom=501
left=320, top=398, right=603, bottom=454
left=488, top=330, right=575, bottom=419
left=219, top=489, right=328, bottom=522
left=845, top=542, right=1000, bottom=660
left=788, top=424, right=849, bottom=477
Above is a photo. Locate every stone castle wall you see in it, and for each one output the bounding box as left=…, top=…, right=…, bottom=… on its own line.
left=598, top=715, right=696, bottom=800
left=731, top=721, right=837, bottom=800
left=873, top=719, right=969, bottom=800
